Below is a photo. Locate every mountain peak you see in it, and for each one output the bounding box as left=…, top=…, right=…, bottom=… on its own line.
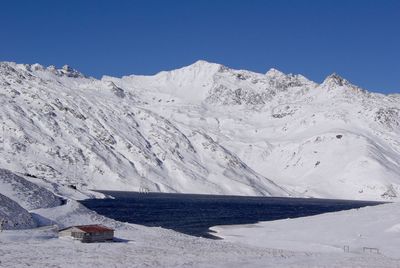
left=59, top=64, right=85, bottom=78
left=265, top=68, right=286, bottom=78
left=191, top=59, right=220, bottom=67
left=319, top=73, right=365, bottom=95
left=182, top=60, right=225, bottom=72
left=61, top=64, right=73, bottom=72
left=322, top=73, right=349, bottom=87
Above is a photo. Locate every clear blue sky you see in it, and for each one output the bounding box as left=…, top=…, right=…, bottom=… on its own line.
left=1, top=0, right=399, bottom=93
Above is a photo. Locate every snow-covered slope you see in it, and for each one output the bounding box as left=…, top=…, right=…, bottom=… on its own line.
left=0, top=168, right=62, bottom=210
left=212, top=202, right=400, bottom=258
left=0, top=193, right=36, bottom=230
left=0, top=61, right=289, bottom=197
left=1, top=60, right=399, bottom=200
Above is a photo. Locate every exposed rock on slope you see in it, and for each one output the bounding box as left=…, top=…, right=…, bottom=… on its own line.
left=0, top=193, right=36, bottom=230
left=0, top=168, right=62, bottom=210
left=0, top=61, right=290, bottom=197
left=1, top=60, right=399, bottom=200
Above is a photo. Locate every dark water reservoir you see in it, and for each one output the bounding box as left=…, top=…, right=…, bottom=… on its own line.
left=80, top=191, right=383, bottom=239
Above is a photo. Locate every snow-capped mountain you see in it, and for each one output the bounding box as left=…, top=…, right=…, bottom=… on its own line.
left=0, top=60, right=399, bottom=201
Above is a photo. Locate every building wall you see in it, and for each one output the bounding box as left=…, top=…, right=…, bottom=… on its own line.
left=82, top=231, right=114, bottom=243
left=59, top=229, right=114, bottom=242
left=58, top=229, right=74, bottom=237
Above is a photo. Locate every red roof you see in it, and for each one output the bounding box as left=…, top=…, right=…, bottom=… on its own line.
left=75, top=225, right=114, bottom=233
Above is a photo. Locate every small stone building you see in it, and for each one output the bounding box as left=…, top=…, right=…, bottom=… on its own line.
left=58, top=224, right=114, bottom=243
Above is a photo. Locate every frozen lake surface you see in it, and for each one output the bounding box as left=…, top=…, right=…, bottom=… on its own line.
left=80, top=191, right=382, bottom=238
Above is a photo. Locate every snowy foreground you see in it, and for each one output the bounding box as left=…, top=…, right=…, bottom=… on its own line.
left=1, top=200, right=400, bottom=267
left=212, top=202, right=400, bottom=262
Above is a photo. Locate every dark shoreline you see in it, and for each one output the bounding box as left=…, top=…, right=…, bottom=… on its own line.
left=93, top=190, right=387, bottom=204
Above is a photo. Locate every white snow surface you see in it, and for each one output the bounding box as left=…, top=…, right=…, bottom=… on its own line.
left=0, top=198, right=399, bottom=267
left=1, top=60, right=400, bottom=200
left=211, top=202, right=400, bottom=260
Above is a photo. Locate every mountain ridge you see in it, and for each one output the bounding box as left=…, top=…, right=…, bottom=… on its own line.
left=0, top=60, right=399, bottom=201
